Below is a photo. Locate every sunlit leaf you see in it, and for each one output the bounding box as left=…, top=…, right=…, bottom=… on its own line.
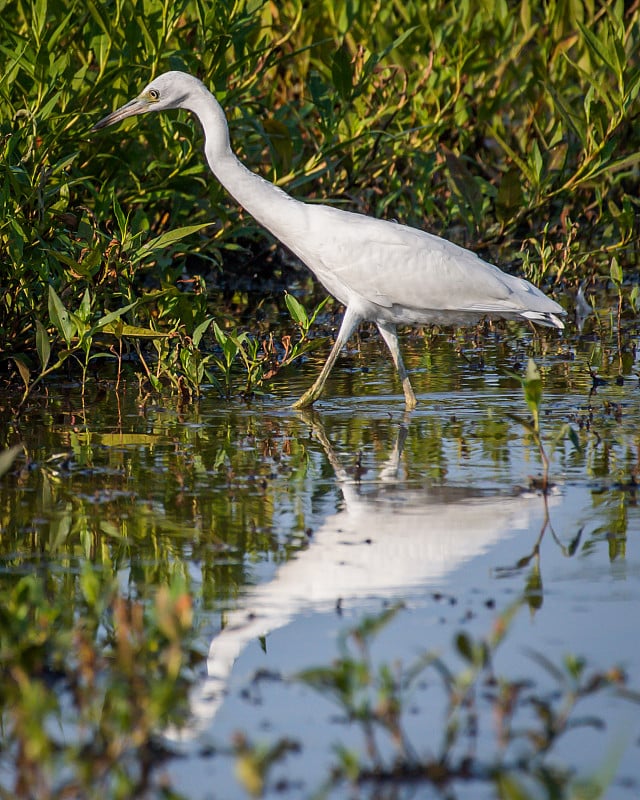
left=577, top=21, right=620, bottom=75
left=610, top=257, right=623, bottom=286
left=32, top=0, right=47, bottom=41
left=93, top=300, right=139, bottom=331
left=80, top=563, right=102, bottom=607
left=78, top=288, right=91, bottom=321
left=99, top=323, right=170, bottom=338
left=192, top=317, right=213, bottom=348
left=523, top=359, right=542, bottom=418
left=134, top=223, right=211, bottom=263
left=285, top=292, right=308, bottom=327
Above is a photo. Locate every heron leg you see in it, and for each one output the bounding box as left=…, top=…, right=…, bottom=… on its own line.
left=292, top=305, right=362, bottom=408
left=376, top=321, right=418, bottom=410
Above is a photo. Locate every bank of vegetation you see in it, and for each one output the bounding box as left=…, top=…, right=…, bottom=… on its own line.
left=2, top=0, right=639, bottom=399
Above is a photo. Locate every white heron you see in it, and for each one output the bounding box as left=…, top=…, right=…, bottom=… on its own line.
left=93, top=71, right=565, bottom=408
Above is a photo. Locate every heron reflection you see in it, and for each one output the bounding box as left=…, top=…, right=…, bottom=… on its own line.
left=173, top=415, right=550, bottom=738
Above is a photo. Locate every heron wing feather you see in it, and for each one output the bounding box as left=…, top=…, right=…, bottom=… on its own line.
left=299, top=207, right=552, bottom=318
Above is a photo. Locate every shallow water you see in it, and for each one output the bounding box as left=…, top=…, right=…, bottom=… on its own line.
left=1, top=324, right=640, bottom=798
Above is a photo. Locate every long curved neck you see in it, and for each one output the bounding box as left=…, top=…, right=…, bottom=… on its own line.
left=183, top=86, right=308, bottom=245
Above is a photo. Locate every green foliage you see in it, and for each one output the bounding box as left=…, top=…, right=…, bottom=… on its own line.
left=2, top=0, right=640, bottom=397
left=233, top=734, right=299, bottom=798
left=200, top=295, right=328, bottom=400
left=294, top=602, right=629, bottom=798
left=507, top=358, right=580, bottom=490
left=0, top=569, right=200, bottom=799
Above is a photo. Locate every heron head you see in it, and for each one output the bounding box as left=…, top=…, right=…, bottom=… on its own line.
left=92, top=71, right=200, bottom=131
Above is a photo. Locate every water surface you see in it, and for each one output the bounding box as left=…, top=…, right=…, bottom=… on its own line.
left=1, top=325, right=639, bottom=798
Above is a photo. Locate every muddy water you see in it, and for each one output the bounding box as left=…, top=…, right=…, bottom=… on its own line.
left=1, top=324, right=639, bottom=798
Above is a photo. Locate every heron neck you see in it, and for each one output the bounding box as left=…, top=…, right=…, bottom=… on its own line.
left=191, top=93, right=308, bottom=244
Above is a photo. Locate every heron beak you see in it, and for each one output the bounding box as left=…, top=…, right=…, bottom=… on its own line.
left=91, top=97, right=150, bottom=131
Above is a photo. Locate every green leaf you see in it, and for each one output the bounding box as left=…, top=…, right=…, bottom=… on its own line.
left=213, top=321, right=229, bottom=349
left=93, top=300, right=139, bottom=332
left=263, top=118, right=293, bottom=174
left=307, top=297, right=330, bottom=327
left=496, top=773, right=532, bottom=800
left=48, top=285, right=75, bottom=347
left=100, top=323, right=170, bottom=338
left=134, top=223, right=211, bottom=263
left=192, top=317, right=213, bottom=348
left=213, top=322, right=238, bottom=366
left=84, top=0, right=111, bottom=36
left=32, top=0, right=48, bottom=40
left=567, top=425, right=581, bottom=452
left=495, top=168, right=524, bottom=222
left=443, top=147, right=483, bottom=225
left=455, top=632, right=475, bottom=663
left=295, top=665, right=344, bottom=692
left=365, top=25, right=418, bottom=74
left=610, top=257, right=623, bottom=286
left=577, top=21, right=620, bottom=75
left=78, top=288, right=92, bottom=321
left=505, top=412, right=536, bottom=435
left=331, top=43, right=353, bottom=100
left=285, top=293, right=308, bottom=327
left=112, top=192, right=128, bottom=242
left=488, top=127, right=531, bottom=181
left=528, top=139, right=543, bottom=185
left=35, top=320, right=51, bottom=371
left=79, top=564, right=102, bottom=608
left=12, top=357, right=30, bottom=389
left=455, top=632, right=489, bottom=668
left=549, top=87, right=587, bottom=145
left=352, top=604, right=403, bottom=643
left=523, top=358, right=542, bottom=415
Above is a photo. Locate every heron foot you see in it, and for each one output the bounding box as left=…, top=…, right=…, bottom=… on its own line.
left=404, top=394, right=418, bottom=411
left=403, top=379, right=418, bottom=410
left=291, top=387, right=319, bottom=409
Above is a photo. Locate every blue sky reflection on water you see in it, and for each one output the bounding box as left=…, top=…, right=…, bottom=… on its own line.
left=165, top=380, right=640, bottom=799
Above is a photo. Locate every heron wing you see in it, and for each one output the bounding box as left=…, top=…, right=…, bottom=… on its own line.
left=299, top=207, right=550, bottom=318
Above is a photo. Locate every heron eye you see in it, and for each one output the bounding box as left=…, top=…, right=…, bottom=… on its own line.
left=148, top=88, right=160, bottom=100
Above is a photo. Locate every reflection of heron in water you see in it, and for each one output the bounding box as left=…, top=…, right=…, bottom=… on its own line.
left=178, top=415, right=548, bottom=737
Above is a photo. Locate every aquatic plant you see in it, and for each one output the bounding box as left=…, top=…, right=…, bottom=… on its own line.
left=0, top=570, right=200, bottom=799
left=289, top=603, right=631, bottom=798
left=507, top=358, right=580, bottom=491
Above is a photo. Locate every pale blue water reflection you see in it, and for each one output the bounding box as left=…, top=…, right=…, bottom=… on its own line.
left=163, top=369, right=640, bottom=798
left=168, top=459, right=640, bottom=797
